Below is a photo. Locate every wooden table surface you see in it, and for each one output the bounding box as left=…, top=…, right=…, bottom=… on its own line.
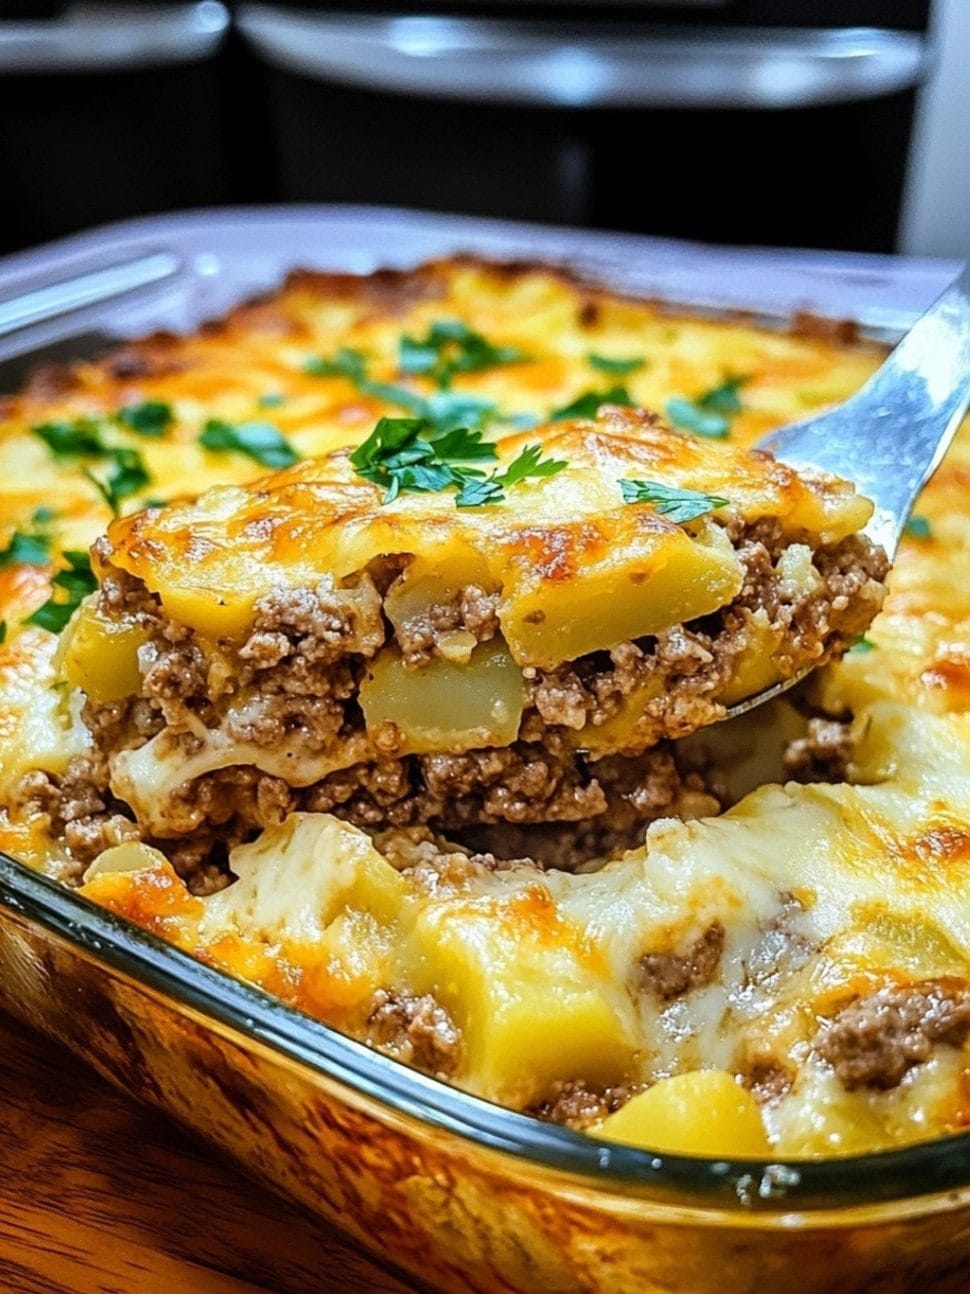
left=0, top=1010, right=413, bottom=1294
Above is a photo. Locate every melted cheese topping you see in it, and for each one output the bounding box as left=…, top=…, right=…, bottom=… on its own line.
left=1, top=256, right=968, bottom=1158
left=98, top=411, right=869, bottom=657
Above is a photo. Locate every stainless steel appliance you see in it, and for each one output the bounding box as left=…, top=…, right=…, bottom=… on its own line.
left=237, top=2, right=934, bottom=251
left=0, top=3, right=232, bottom=253
left=0, top=3, right=936, bottom=254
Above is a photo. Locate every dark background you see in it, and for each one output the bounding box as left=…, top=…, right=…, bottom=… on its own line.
left=0, top=1, right=937, bottom=256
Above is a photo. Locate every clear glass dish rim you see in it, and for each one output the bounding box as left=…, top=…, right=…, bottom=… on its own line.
left=3, top=848, right=969, bottom=1217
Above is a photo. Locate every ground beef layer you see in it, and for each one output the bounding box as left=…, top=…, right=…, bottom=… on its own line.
left=23, top=515, right=886, bottom=885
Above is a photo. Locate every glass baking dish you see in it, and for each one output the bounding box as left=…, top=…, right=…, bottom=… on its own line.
left=0, top=207, right=968, bottom=1293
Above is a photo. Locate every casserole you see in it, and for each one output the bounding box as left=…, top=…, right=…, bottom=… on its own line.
left=0, top=207, right=967, bottom=1292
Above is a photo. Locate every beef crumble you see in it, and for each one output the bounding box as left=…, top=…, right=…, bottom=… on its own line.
left=52, top=513, right=886, bottom=879
left=529, top=1080, right=634, bottom=1130
left=815, top=980, right=970, bottom=1090
left=395, top=584, right=499, bottom=668
left=783, top=717, right=854, bottom=784
left=639, top=920, right=726, bottom=1001
left=365, top=989, right=461, bottom=1077
left=17, top=758, right=140, bottom=882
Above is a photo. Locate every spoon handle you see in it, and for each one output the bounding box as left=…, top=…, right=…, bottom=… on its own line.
left=758, top=261, right=970, bottom=557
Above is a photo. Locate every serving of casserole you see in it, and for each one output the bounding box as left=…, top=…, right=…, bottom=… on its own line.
left=0, top=209, right=967, bottom=1292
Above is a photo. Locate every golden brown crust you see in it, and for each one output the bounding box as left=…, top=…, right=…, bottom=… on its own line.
left=1, top=256, right=874, bottom=424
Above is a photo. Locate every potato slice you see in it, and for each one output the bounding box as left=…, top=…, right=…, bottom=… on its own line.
left=593, top=1070, right=771, bottom=1157
left=60, top=597, right=148, bottom=703
left=359, top=640, right=524, bottom=755
left=498, top=516, right=742, bottom=668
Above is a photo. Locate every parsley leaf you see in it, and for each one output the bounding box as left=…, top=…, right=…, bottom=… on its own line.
left=351, top=419, right=477, bottom=504
left=25, top=550, right=96, bottom=634
left=398, top=335, right=440, bottom=376
left=302, top=336, right=506, bottom=434
left=33, top=418, right=105, bottom=458
left=666, top=375, right=750, bottom=439
left=303, top=347, right=368, bottom=382
left=83, top=448, right=150, bottom=516
left=0, top=530, right=51, bottom=567
left=359, top=382, right=497, bottom=437
left=200, top=419, right=299, bottom=469
left=851, top=635, right=877, bottom=653
left=351, top=417, right=562, bottom=508
left=697, top=374, right=749, bottom=415
left=399, top=320, right=529, bottom=388
left=425, top=391, right=496, bottom=436
left=350, top=416, right=428, bottom=474
left=455, top=476, right=506, bottom=508
left=33, top=416, right=153, bottom=508
left=500, top=443, right=567, bottom=488
left=430, top=426, right=498, bottom=461
left=0, top=508, right=56, bottom=572
left=588, top=353, right=645, bottom=375
left=905, top=514, right=932, bottom=540
left=357, top=380, right=429, bottom=417
left=665, top=397, right=730, bottom=439
left=117, top=400, right=172, bottom=437
left=0, top=621, right=6, bottom=645
left=551, top=385, right=635, bottom=421
left=619, top=479, right=728, bottom=524
left=453, top=444, right=566, bottom=508
left=257, top=392, right=285, bottom=409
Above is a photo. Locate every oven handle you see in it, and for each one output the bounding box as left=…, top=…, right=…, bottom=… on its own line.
left=0, top=2, right=229, bottom=74
left=237, top=8, right=931, bottom=110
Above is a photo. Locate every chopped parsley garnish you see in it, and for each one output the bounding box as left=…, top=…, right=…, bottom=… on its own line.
left=33, top=415, right=152, bottom=509
left=454, top=443, right=568, bottom=509
left=397, top=320, right=529, bottom=388
left=0, top=529, right=52, bottom=567
left=33, top=418, right=105, bottom=459
left=301, top=337, right=509, bottom=435
left=359, top=382, right=498, bottom=437
left=199, top=419, right=299, bottom=469
left=430, top=425, right=498, bottom=461
left=357, top=379, right=428, bottom=417
left=619, top=479, right=728, bottom=524
left=588, top=353, right=645, bottom=375
left=257, top=392, right=285, bottom=408
left=83, top=448, right=150, bottom=516
left=0, top=621, right=6, bottom=645
left=665, top=397, right=730, bottom=439
left=398, top=334, right=440, bottom=377
left=350, top=417, right=464, bottom=504
left=453, top=475, right=506, bottom=508
left=303, top=347, right=368, bottom=382
left=666, top=375, right=750, bottom=439
left=851, top=635, right=877, bottom=653
left=424, top=391, right=496, bottom=435
left=905, top=514, right=932, bottom=539
left=500, top=411, right=541, bottom=431
left=499, top=442, right=566, bottom=489
left=551, top=384, right=635, bottom=421
left=0, top=506, right=57, bottom=569
left=25, top=550, right=96, bottom=634
left=697, top=375, right=749, bottom=415
left=117, top=400, right=173, bottom=437
left=350, top=417, right=564, bottom=508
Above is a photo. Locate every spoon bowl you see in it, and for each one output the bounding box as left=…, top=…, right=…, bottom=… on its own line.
left=725, top=260, right=970, bottom=721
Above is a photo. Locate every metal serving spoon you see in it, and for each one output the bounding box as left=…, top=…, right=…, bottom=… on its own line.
left=726, top=260, right=970, bottom=720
